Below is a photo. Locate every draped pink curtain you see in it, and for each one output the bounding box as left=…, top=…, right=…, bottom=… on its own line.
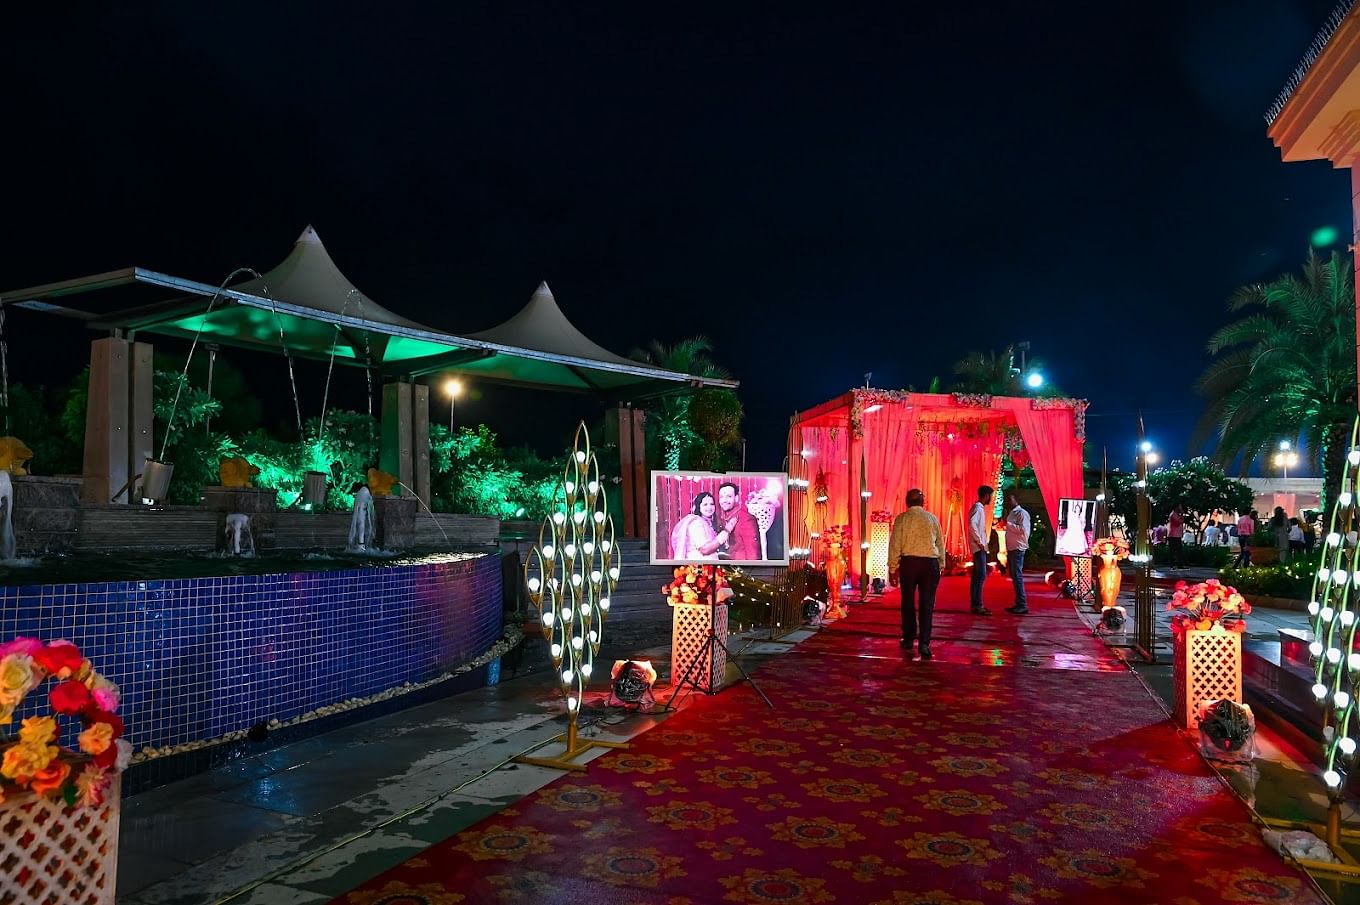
left=799, top=421, right=851, bottom=564
left=994, top=399, right=1083, bottom=532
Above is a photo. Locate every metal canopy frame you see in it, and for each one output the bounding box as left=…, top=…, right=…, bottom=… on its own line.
left=1, top=267, right=737, bottom=399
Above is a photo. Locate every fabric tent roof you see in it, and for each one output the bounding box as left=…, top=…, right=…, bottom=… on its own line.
left=1, top=226, right=736, bottom=398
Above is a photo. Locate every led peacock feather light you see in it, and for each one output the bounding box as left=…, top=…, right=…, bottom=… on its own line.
left=516, top=422, right=627, bottom=770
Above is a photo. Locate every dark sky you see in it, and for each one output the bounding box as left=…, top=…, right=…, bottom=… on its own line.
left=1, top=1, right=1352, bottom=473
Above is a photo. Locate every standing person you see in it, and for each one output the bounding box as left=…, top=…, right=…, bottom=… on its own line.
left=887, top=489, right=947, bottom=660
left=1167, top=505, right=1185, bottom=568
left=967, top=486, right=994, bottom=616
left=716, top=481, right=761, bottom=561
left=1203, top=519, right=1220, bottom=547
left=1235, top=509, right=1256, bottom=567
left=669, top=492, right=731, bottom=561
left=1303, top=512, right=1317, bottom=557
left=1004, top=494, right=1031, bottom=615
left=1288, top=518, right=1305, bottom=557
left=1271, top=506, right=1290, bottom=563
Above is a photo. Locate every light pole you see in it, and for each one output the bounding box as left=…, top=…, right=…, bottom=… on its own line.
left=1133, top=425, right=1156, bottom=663
left=444, top=377, right=463, bottom=433
left=1274, top=440, right=1298, bottom=479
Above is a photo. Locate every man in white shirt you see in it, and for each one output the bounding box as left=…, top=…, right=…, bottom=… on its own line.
left=1004, top=494, right=1031, bottom=615
left=967, top=485, right=994, bottom=616
left=1203, top=519, right=1220, bottom=547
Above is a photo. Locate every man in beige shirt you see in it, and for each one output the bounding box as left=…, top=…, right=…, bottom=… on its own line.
left=887, top=488, right=946, bottom=660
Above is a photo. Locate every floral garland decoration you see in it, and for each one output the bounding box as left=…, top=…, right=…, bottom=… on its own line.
left=662, top=565, right=727, bottom=606
left=0, top=637, right=129, bottom=807
left=1168, top=579, right=1251, bottom=636
left=952, top=393, right=993, bottom=409
left=1032, top=397, right=1090, bottom=442
left=1091, top=536, right=1130, bottom=560
left=813, top=471, right=829, bottom=505
left=850, top=389, right=913, bottom=438
left=871, top=509, right=894, bottom=523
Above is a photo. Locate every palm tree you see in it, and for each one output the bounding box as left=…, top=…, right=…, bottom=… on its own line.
left=629, top=336, right=733, bottom=469
left=951, top=347, right=1020, bottom=395
left=1198, top=250, right=1357, bottom=510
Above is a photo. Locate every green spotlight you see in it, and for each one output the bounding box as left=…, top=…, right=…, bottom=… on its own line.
left=1312, top=225, right=1340, bottom=247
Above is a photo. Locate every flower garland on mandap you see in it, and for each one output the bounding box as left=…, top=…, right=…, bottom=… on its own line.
left=1168, top=579, right=1251, bottom=636
left=0, top=637, right=129, bottom=807
left=663, top=565, right=728, bottom=606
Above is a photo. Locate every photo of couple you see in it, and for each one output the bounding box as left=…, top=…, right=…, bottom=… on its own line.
left=652, top=472, right=788, bottom=566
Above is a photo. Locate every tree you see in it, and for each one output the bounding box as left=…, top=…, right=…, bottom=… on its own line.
left=1107, top=457, right=1254, bottom=540
left=688, top=388, right=743, bottom=470
left=950, top=347, right=1056, bottom=396
left=1198, top=249, right=1356, bottom=511
left=629, top=336, right=735, bottom=469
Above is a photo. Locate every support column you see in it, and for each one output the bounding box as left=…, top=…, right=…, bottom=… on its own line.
left=605, top=404, right=648, bottom=538
left=381, top=382, right=414, bottom=493
left=82, top=337, right=153, bottom=504
left=380, top=381, right=430, bottom=503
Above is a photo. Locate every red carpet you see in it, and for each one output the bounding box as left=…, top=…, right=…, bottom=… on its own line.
left=332, top=575, right=1324, bottom=905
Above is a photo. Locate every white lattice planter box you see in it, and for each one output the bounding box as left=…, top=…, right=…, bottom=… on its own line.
left=1173, top=626, right=1243, bottom=730
left=671, top=602, right=728, bottom=694
left=0, top=776, right=120, bottom=905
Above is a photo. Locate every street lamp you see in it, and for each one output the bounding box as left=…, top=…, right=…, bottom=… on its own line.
left=1273, top=440, right=1298, bottom=479
left=444, top=377, right=463, bottom=432
left=1025, top=371, right=1045, bottom=389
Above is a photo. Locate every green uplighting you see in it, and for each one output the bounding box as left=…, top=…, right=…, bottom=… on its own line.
left=1312, top=226, right=1340, bottom=247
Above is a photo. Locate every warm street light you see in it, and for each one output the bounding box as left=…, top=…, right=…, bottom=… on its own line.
left=1274, top=442, right=1299, bottom=478
left=444, top=377, right=464, bottom=432
left=1145, top=451, right=1160, bottom=466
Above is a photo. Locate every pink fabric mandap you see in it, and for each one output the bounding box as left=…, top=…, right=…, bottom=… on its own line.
left=789, top=390, right=1086, bottom=579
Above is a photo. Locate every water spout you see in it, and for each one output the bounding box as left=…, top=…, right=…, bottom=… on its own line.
left=0, top=471, right=14, bottom=561
left=347, top=486, right=375, bottom=552
left=396, top=482, right=452, bottom=549
left=224, top=513, right=255, bottom=556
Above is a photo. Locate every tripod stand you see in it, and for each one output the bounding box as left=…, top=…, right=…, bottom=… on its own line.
left=663, top=574, right=773, bottom=711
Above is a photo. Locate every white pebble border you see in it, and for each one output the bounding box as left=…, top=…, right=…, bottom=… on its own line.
left=131, top=623, right=526, bottom=764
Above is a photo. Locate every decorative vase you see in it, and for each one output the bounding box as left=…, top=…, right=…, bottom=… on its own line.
left=1098, top=554, right=1122, bottom=609
left=825, top=555, right=847, bottom=619
left=0, top=777, right=121, bottom=904
left=1173, top=624, right=1243, bottom=729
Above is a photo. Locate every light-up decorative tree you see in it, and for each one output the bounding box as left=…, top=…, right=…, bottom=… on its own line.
left=516, top=423, right=626, bottom=771
left=1308, top=417, right=1360, bottom=846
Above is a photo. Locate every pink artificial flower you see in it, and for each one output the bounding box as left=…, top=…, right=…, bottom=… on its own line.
left=91, top=687, right=119, bottom=713
left=0, top=637, right=43, bottom=660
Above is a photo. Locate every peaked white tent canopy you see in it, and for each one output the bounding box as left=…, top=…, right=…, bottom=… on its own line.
left=1, top=226, right=736, bottom=398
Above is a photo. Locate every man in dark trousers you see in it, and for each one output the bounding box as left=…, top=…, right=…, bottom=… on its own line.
left=887, top=488, right=947, bottom=660
left=967, top=485, right=995, bottom=616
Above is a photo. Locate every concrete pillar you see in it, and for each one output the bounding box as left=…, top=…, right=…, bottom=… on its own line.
left=380, top=380, right=430, bottom=503
left=605, top=404, right=648, bottom=538
left=81, top=337, right=153, bottom=504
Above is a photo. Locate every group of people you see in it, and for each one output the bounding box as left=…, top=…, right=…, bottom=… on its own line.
left=886, top=485, right=1030, bottom=660
left=1158, top=505, right=1318, bottom=568
left=668, top=482, right=762, bottom=561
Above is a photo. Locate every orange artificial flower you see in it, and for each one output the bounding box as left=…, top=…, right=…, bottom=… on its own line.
left=79, top=721, right=115, bottom=756
left=29, top=759, right=70, bottom=796
left=1, top=741, right=57, bottom=780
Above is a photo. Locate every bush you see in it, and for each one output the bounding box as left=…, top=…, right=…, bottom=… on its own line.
left=1219, top=561, right=1313, bottom=600
left=1151, top=544, right=1232, bottom=568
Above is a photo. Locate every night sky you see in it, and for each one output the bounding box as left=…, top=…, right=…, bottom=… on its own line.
left=1, top=2, right=1352, bottom=473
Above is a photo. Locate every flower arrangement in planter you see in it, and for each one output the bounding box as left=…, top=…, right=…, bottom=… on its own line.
left=663, top=564, right=728, bottom=606
left=1168, top=580, right=1250, bottom=729
left=1168, top=578, right=1251, bottom=635
left=1091, top=536, right=1131, bottom=610
left=0, top=637, right=129, bottom=807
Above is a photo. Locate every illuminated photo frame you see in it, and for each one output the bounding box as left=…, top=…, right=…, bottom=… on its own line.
left=651, top=471, right=789, bottom=566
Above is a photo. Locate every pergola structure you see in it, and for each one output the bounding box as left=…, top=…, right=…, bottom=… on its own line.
left=788, top=389, right=1086, bottom=583
left=1, top=226, right=734, bottom=533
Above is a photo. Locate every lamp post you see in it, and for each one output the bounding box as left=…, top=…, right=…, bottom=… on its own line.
left=1133, top=425, right=1156, bottom=663
left=444, top=377, right=463, bottom=433
left=1274, top=440, right=1298, bottom=479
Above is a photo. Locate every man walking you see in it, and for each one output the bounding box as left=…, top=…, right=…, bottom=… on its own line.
left=967, top=485, right=994, bottom=616
left=1167, top=504, right=1185, bottom=568
left=1234, top=509, right=1256, bottom=567
left=887, top=489, right=946, bottom=660
left=1004, top=494, right=1031, bottom=614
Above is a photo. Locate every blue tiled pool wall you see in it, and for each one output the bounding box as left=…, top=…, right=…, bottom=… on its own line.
left=1, top=554, right=503, bottom=754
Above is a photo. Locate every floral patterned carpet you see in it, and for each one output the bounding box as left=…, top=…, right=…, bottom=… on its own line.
left=332, top=577, right=1324, bottom=905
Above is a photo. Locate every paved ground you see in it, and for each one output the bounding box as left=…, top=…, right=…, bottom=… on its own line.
left=116, top=570, right=1354, bottom=905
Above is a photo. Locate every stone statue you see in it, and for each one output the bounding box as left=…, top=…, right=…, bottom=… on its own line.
left=219, top=457, right=260, bottom=488
left=0, top=471, right=15, bottom=560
